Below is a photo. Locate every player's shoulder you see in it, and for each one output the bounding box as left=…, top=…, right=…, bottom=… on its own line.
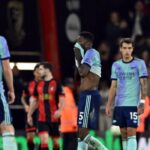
left=87, top=48, right=98, bottom=53
left=29, top=80, right=37, bottom=86
left=133, top=57, right=144, bottom=63
left=86, top=48, right=99, bottom=56
left=0, top=36, right=7, bottom=43
left=112, top=59, right=122, bottom=65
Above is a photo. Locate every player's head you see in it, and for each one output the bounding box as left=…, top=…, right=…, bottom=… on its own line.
left=33, top=63, right=41, bottom=81
left=76, top=31, right=94, bottom=50
left=39, top=62, right=53, bottom=79
left=119, top=38, right=134, bottom=59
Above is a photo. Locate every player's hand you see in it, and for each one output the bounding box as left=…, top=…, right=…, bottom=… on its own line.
left=27, top=114, right=33, bottom=126
left=54, top=110, right=61, bottom=118
left=25, top=105, right=30, bottom=113
left=74, top=47, right=82, bottom=62
left=7, top=91, right=15, bottom=104
left=105, top=104, right=112, bottom=117
left=138, top=103, right=144, bottom=115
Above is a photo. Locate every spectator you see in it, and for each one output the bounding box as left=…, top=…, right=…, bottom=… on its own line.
left=129, top=0, right=150, bottom=40
left=98, top=41, right=112, bottom=83
left=106, top=11, right=129, bottom=51
left=12, top=64, right=25, bottom=104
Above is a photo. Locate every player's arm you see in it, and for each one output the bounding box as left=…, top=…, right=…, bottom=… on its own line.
left=27, top=96, right=38, bottom=126
left=106, top=80, right=117, bottom=117
left=74, top=42, right=84, bottom=67
left=28, top=96, right=38, bottom=116
left=78, top=64, right=91, bottom=77
left=54, top=95, right=65, bottom=118
left=138, top=60, right=148, bottom=114
left=138, top=77, right=148, bottom=115
left=2, top=59, right=15, bottom=104
left=78, top=50, right=94, bottom=77
left=140, top=78, right=148, bottom=99
left=27, top=82, right=38, bottom=125
left=0, top=37, right=15, bottom=104
left=28, top=83, right=39, bottom=117
left=21, top=90, right=29, bottom=112
left=74, top=46, right=84, bottom=79
left=74, top=47, right=82, bottom=66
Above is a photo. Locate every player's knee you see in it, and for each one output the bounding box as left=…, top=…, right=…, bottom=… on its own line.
left=52, top=137, right=60, bottom=149
left=27, top=132, right=35, bottom=142
left=78, top=128, right=89, bottom=140
left=120, top=128, right=127, bottom=139
left=39, top=133, right=49, bottom=144
left=127, top=127, right=136, bottom=137
left=0, top=123, right=15, bottom=133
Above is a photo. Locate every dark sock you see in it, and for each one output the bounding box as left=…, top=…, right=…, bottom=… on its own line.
left=28, top=142, right=34, bottom=150
left=41, top=148, right=49, bottom=150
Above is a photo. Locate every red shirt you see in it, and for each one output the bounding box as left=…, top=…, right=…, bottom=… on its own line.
left=34, top=79, right=63, bottom=122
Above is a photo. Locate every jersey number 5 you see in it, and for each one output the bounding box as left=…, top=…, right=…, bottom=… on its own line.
left=79, top=112, right=84, bottom=121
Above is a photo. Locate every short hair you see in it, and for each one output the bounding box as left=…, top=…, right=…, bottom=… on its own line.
left=79, top=31, right=94, bottom=43
left=119, top=38, right=134, bottom=47
left=40, top=62, right=53, bottom=71
left=33, top=63, right=40, bottom=72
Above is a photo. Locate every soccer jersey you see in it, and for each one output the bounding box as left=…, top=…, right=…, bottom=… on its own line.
left=0, top=36, right=10, bottom=89
left=22, top=80, right=38, bottom=131
left=34, top=79, right=63, bottom=122
left=111, top=58, right=148, bottom=106
left=81, top=48, right=101, bottom=77
left=23, top=80, right=38, bottom=105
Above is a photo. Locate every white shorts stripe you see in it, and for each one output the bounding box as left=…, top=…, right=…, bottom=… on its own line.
left=82, top=95, right=91, bottom=128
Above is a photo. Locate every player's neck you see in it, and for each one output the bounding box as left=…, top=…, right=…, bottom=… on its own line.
left=85, top=46, right=92, bottom=51
left=44, top=73, right=53, bottom=81
left=122, top=56, right=133, bottom=63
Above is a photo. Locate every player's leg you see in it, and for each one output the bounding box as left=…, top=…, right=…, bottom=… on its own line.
left=26, top=110, right=37, bottom=150
left=120, top=128, right=127, bottom=150
left=38, top=121, right=49, bottom=150
left=0, top=123, right=18, bottom=150
left=0, top=95, right=17, bottom=150
left=113, top=107, right=128, bottom=150
left=50, top=123, right=60, bottom=150
left=38, top=132, right=49, bottom=150
left=63, top=132, right=78, bottom=150
left=78, top=91, right=108, bottom=150
left=26, top=131, right=36, bottom=150
left=77, top=128, right=89, bottom=149
left=77, top=92, right=91, bottom=150
left=127, top=127, right=137, bottom=150
left=126, top=107, right=138, bottom=150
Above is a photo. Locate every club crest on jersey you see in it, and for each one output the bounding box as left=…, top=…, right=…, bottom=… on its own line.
left=39, top=94, right=52, bottom=100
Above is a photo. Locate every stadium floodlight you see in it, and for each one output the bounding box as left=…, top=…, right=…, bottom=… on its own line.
left=10, top=62, right=38, bottom=70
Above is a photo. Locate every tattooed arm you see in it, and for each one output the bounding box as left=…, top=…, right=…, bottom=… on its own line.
left=140, top=78, right=148, bottom=99
left=138, top=78, right=148, bottom=115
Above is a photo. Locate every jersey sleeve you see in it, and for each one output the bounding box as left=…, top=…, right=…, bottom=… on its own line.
left=0, top=36, right=10, bottom=60
left=50, top=80, right=57, bottom=94
left=111, top=63, right=117, bottom=80
left=22, top=84, right=29, bottom=97
left=138, top=60, right=148, bottom=78
left=32, top=83, right=39, bottom=98
left=81, top=50, right=94, bottom=67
